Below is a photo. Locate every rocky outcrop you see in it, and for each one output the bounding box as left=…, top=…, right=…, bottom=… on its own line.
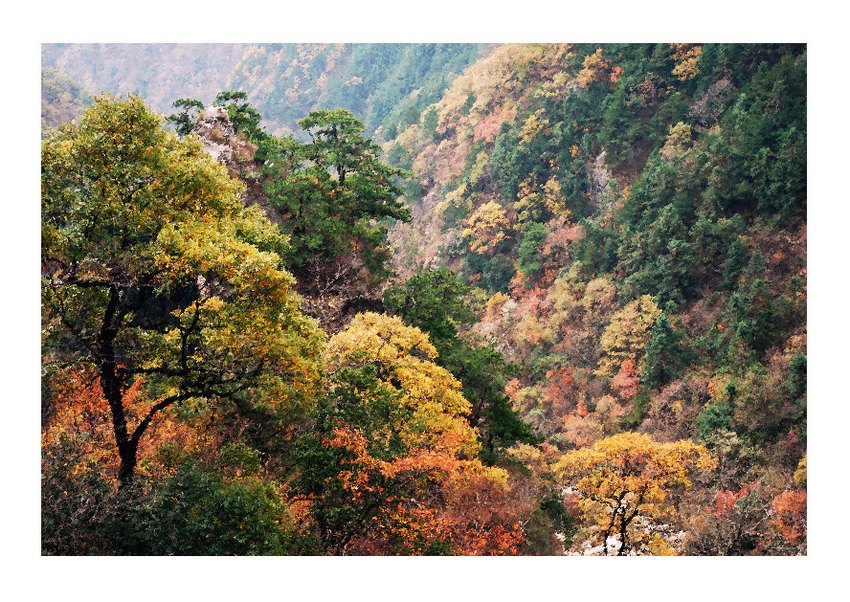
left=191, top=108, right=278, bottom=223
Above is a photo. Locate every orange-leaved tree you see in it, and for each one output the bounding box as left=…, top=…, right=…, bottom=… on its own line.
left=293, top=312, right=521, bottom=555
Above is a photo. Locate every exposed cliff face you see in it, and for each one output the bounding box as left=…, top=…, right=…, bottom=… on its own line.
left=194, top=107, right=249, bottom=166
left=191, top=107, right=274, bottom=222
left=388, top=185, right=459, bottom=280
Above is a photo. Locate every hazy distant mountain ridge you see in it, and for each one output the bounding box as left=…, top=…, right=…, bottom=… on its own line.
left=41, top=68, right=92, bottom=130
left=42, top=43, right=485, bottom=137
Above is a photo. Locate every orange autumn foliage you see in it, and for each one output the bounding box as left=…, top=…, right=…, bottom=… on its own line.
left=326, top=426, right=522, bottom=555
left=43, top=366, right=216, bottom=484
left=610, top=358, right=640, bottom=401
left=577, top=49, right=611, bottom=88
left=543, top=366, right=577, bottom=416
left=313, top=313, right=523, bottom=555
left=562, top=413, right=604, bottom=448
left=771, top=490, right=807, bottom=547
left=712, top=484, right=752, bottom=517
left=670, top=44, right=702, bottom=82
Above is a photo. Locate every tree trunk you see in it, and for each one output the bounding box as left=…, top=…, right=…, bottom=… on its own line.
left=98, top=285, right=137, bottom=489
left=117, top=440, right=139, bottom=488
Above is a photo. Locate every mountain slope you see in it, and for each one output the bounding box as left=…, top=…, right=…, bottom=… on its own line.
left=379, top=43, right=807, bottom=554
left=42, top=43, right=484, bottom=137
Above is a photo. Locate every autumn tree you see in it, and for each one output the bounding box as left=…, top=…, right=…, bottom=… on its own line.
left=770, top=490, right=806, bottom=551
left=383, top=269, right=534, bottom=462
left=576, top=48, right=611, bottom=88
left=293, top=312, right=519, bottom=554
left=514, top=175, right=571, bottom=229
left=42, top=96, right=323, bottom=488
left=670, top=44, right=702, bottom=82
left=659, top=122, right=693, bottom=159
left=683, top=480, right=775, bottom=555
left=556, top=432, right=715, bottom=555
left=462, top=200, right=512, bottom=255
left=596, top=295, right=661, bottom=377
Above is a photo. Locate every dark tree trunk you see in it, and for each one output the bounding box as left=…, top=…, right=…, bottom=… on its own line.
left=117, top=440, right=139, bottom=487
left=98, top=285, right=137, bottom=489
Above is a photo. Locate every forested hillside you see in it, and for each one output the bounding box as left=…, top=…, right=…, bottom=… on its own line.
left=41, top=43, right=806, bottom=556
left=381, top=43, right=807, bottom=554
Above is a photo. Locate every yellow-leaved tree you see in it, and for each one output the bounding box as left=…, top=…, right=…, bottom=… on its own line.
left=596, top=295, right=661, bottom=377
left=462, top=200, right=512, bottom=255
left=555, top=432, right=715, bottom=555
left=42, top=96, right=324, bottom=488
left=670, top=44, right=702, bottom=82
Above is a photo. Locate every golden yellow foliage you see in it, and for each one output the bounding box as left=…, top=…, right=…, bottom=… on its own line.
left=320, top=312, right=525, bottom=554
left=670, top=44, right=702, bottom=82
left=660, top=121, right=693, bottom=160
left=577, top=48, right=610, bottom=88
left=793, top=454, right=807, bottom=487
left=468, top=150, right=490, bottom=187
left=462, top=200, right=512, bottom=255
left=542, top=176, right=571, bottom=220
left=534, top=71, right=573, bottom=99
left=437, top=182, right=471, bottom=218
left=484, top=291, right=511, bottom=320
left=580, top=277, right=618, bottom=316
left=518, top=109, right=549, bottom=144
left=42, top=96, right=324, bottom=486
left=555, top=432, right=715, bottom=555
left=513, top=311, right=557, bottom=350
left=324, top=312, right=477, bottom=455
left=514, top=175, right=570, bottom=226
left=596, top=295, right=661, bottom=377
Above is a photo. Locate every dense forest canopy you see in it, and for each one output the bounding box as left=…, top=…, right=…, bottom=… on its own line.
left=42, top=43, right=806, bottom=556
